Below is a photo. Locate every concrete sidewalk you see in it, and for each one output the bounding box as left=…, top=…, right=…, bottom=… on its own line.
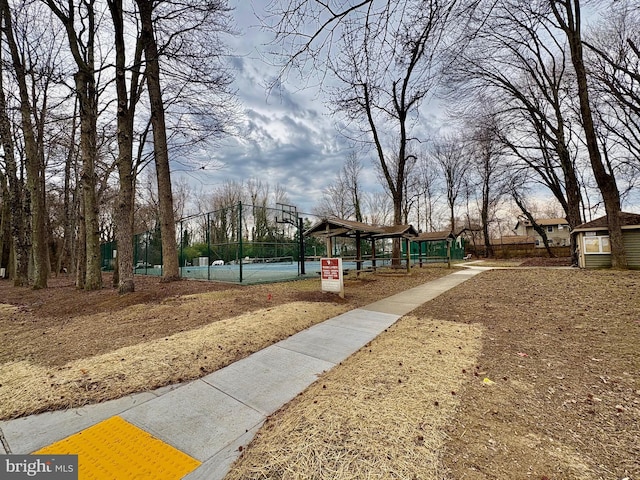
left=0, top=268, right=482, bottom=479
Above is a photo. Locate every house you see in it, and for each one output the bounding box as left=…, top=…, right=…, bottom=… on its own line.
left=514, top=218, right=570, bottom=247
left=572, top=212, right=640, bottom=269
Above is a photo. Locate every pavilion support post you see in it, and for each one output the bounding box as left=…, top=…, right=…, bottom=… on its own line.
left=356, top=231, right=362, bottom=275
left=371, top=238, right=376, bottom=271
left=405, top=238, right=411, bottom=274
left=325, top=223, right=332, bottom=258
left=325, top=237, right=332, bottom=258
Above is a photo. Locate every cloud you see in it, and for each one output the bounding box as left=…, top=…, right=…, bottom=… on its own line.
left=172, top=26, right=354, bottom=214
left=171, top=2, right=394, bottom=216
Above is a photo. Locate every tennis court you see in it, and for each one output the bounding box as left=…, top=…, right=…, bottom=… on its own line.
left=134, top=258, right=396, bottom=284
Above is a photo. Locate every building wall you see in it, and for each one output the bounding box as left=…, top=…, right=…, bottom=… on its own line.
left=526, top=225, right=571, bottom=247
left=623, top=230, right=640, bottom=268
left=578, top=229, right=640, bottom=269
left=584, top=252, right=612, bottom=269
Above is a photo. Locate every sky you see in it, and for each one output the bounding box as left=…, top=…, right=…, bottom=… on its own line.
left=173, top=0, right=368, bottom=216
left=171, top=1, right=639, bottom=222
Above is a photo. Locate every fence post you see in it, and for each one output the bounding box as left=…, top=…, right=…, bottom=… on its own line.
left=238, top=202, right=243, bottom=283
left=179, top=221, right=183, bottom=273
left=207, top=213, right=211, bottom=281
left=298, top=217, right=305, bottom=275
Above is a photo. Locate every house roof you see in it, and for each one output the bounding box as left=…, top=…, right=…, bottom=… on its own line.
left=304, top=217, right=418, bottom=239
left=414, top=231, right=455, bottom=242
left=374, top=224, right=419, bottom=238
left=515, top=217, right=568, bottom=229
left=491, top=235, right=536, bottom=245
left=572, top=212, right=640, bottom=233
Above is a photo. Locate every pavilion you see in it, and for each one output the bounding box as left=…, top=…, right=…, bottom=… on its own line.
left=304, top=218, right=419, bottom=273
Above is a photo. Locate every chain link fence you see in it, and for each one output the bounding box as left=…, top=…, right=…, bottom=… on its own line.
left=109, top=203, right=315, bottom=284
left=101, top=204, right=465, bottom=284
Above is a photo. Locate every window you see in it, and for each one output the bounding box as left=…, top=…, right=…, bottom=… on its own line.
left=547, top=226, right=553, bottom=232
left=583, top=235, right=611, bottom=254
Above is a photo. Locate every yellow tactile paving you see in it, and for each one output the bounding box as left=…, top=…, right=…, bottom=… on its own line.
left=35, top=416, right=201, bottom=479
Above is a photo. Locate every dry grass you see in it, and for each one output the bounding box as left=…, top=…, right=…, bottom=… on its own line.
left=0, top=302, right=346, bottom=419
left=224, top=268, right=639, bottom=480
left=0, top=266, right=451, bottom=420
left=3, top=266, right=637, bottom=479
left=227, top=317, right=484, bottom=479
left=426, top=269, right=640, bottom=480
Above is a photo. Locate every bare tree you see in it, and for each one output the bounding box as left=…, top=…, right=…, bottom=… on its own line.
left=133, top=0, right=235, bottom=281
left=510, top=178, right=556, bottom=257
left=585, top=1, right=640, bottom=177
left=134, top=0, right=179, bottom=281
left=315, top=152, right=365, bottom=221
left=45, top=0, right=104, bottom=289
left=331, top=2, right=455, bottom=225
left=0, top=38, right=28, bottom=285
left=448, top=0, right=585, bottom=263
left=0, top=0, right=56, bottom=288
left=467, top=116, right=509, bottom=257
left=343, top=153, right=364, bottom=222
left=431, top=134, right=469, bottom=233
left=247, top=178, right=272, bottom=241
left=51, top=108, right=80, bottom=278
left=363, top=191, right=391, bottom=226
left=411, top=149, right=441, bottom=232
left=0, top=173, right=9, bottom=272
left=550, top=0, right=627, bottom=268
left=265, top=0, right=463, bottom=263
left=106, top=0, right=145, bottom=292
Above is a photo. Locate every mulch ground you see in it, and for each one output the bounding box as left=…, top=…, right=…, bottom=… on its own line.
left=421, top=269, right=640, bottom=479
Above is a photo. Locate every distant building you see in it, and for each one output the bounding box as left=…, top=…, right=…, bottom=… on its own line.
left=514, top=218, right=570, bottom=247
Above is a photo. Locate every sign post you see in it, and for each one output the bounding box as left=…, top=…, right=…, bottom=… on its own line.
left=320, top=257, right=344, bottom=298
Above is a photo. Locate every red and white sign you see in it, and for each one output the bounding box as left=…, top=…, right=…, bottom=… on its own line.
left=321, top=258, right=344, bottom=297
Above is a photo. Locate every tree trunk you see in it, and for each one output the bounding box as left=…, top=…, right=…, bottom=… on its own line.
left=77, top=71, right=103, bottom=290
left=0, top=40, right=28, bottom=286
left=392, top=193, right=403, bottom=266
left=137, top=0, right=179, bottom=282
left=513, top=193, right=555, bottom=258
left=1, top=0, right=48, bottom=288
left=108, top=0, right=139, bottom=294
left=554, top=117, right=583, bottom=265
left=0, top=173, right=11, bottom=271
left=481, top=195, right=494, bottom=258
left=56, top=110, right=77, bottom=277
left=45, top=0, right=103, bottom=289
left=552, top=0, right=626, bottom=268
left=75, top=190, right=87, bottom=289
